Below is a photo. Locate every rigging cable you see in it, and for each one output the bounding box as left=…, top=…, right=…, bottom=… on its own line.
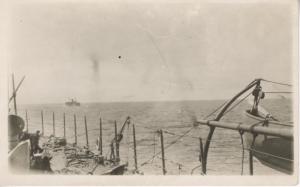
left=140, top=126, right=195, bottom=167
left=261, top=79, right=292, bottom=87
left=203, top=100, right=228, bottom=120
left=150, top=131, right=157, bottom=164
left=223, top=92, right=252, bottom=116
left=162, top=129, right=199, bottom=140
left=264, top=91, right=293, bottom=94
left=245, top=148, right=293, bottom=162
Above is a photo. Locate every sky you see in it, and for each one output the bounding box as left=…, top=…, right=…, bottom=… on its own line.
left=5, top=0, right=297, bottom=104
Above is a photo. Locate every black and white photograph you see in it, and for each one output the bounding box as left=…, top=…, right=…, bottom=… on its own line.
left=0, top=0, right=298, bottom=185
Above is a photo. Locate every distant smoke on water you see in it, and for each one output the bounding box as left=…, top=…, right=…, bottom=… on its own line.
left=89, top=54, right=101, bottom=85
left=90, top=54, right=99, bottom=74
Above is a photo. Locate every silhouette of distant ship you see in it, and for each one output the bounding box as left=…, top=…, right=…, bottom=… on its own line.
left=65, top=98, right=80, bottom=106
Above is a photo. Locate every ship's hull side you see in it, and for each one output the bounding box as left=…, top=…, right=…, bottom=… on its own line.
left=244, top=110, right=293, bottom=174
left=8, top=140, right=31, bottom=173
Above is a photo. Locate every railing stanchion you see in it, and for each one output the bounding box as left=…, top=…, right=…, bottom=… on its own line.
left=41, top=110, right=44, bottom=135
left=84, top=116, right=89, bottom=148
left=63, top=113, right=66, bottom=138
left=74, top=114, right=77, bottom=145
left=133, top=123, right=138, bottom=171
left=160, top=129, right=166, bottom=175
left=25, top=110, right=29, bottom=132
left=52, top=112, right=55, bottom=136
left=99, top=118, right=103, bottom=155
left=115, top=121, right=120, bottom=162
left=199, top=138, right=205, bottom=175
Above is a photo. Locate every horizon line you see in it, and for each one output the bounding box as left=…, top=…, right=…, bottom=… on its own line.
left=17, top=97, right=287, bottom=106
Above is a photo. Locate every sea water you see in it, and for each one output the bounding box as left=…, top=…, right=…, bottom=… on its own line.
left=17, top=99, right=292, bottom=175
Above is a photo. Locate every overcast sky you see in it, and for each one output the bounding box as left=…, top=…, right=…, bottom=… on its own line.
left=6, top=0, right=296, bottom=104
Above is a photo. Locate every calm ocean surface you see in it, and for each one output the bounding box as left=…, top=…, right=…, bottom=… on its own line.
left=17, top=99, right=292, bottom=175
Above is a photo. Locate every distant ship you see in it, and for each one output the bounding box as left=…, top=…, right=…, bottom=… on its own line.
left=65, top=98, right=80, bottom=106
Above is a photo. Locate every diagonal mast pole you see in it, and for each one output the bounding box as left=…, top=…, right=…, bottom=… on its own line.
left=12, top=74, right=17, bottom=115
left=9, top=76, right=25, bottom=103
